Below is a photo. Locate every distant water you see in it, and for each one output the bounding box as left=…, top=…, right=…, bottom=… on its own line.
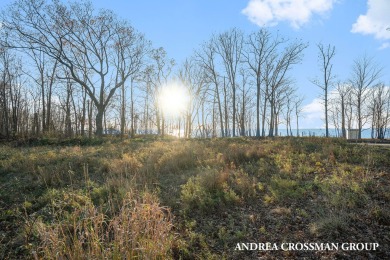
left=137, top=128, right=390, bottom=139
left=192, top=128, right=389, bottom=138
left=273, top=129, right=389, bottom=139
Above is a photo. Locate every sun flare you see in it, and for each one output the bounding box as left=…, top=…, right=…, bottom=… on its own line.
left=158, top=82, right=190, bottom=118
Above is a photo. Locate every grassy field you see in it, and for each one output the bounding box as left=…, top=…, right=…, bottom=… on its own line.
left=0, top=136, right=389, bottom=259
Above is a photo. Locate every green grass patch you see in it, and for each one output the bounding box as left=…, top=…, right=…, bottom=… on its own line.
left=0, top=137, right=388, bottom=259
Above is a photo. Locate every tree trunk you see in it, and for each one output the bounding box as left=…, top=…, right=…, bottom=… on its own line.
left=156, top=108, right=161, bottom=135
left=41, top=73, right=46, bottom=133
left=261, top=85, right=268, bottom=137
left=88, top=100, right=93, bottom=138
left=357, top=96, right=362, bottom=140
left=232, top=86, right=236, bottom=137
left=121, top=83, right=126, bottom=138
left=46, top=60, right=57, bottom=133
left=256, top=79, right=260, bottom=137
left=65, top=86, right=72, bottom=138
left=161, top=113, right=165, bottom=137
left=212, top=95, right=216, bottom=138
left=325, top=90, right=328, bottom=137
left=241, top=83, right=246, bottom=136
left=223, top=78, right=228, bottom=137
left=95, top=107, right=104, bottom=136
left=268, top=92, right=274, bottom=137
left=130, top=86, right=135, bottom=138
left=215, top=84, right=224, bottom=137
left=81, top=88, right=86, bottom=136
left=341, top=95, right=346, bottom=138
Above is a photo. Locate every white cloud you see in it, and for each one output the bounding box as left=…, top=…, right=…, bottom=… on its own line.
left=351, top=0, right=390, bottom=40
left=301, top=98, right=324, bottom=128
left=379, top=42, right=390, bottom=50
left=301, top=90, right=342, bottom=129
left=242, top=0, right=336, bottom=29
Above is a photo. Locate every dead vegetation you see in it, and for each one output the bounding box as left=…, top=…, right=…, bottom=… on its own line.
left=0, top=136, right=389, bottom=259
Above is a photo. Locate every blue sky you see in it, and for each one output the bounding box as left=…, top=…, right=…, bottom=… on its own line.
left=1, top=0, right=390, bottom=128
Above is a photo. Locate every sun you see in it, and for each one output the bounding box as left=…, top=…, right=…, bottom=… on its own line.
left=158, top=82, right=189, bottom=118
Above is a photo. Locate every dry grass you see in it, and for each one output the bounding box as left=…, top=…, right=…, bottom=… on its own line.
left=1, top=136, right=389, bottom=259
left=36, top=191, right=174, bottom=259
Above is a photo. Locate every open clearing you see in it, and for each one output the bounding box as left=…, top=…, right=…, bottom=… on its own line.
left=0, top=137, right=389, bottom=259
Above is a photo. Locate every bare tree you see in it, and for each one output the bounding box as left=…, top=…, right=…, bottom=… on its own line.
left=236, top=68, right=253, bottom=136
left=178, top=58, right=207, bottom=138
left=312, top=43, right=336, bottom=137
left=345, top=86, right=354, bottom=133
left=244, top=28, right=283, bottom=137
left=284, top=88, right=299, bottom=136
left=148, top=47, right=175, bottom=136
left=195, top=38, right=225, bottom=137
left=0, top=46, right=24, bottom=138
left=61, top=73, right=73, bottom=138
left=294, top=96, right=304, bottom=137
left=349, top=55, right=382, bottom=139
left=264, top=40, right=307, bottom=137
left=369, top=83, right=390, bottom=139
left=0, top=47, right=12, bottom=138
left=215, top=28, right=244, bottom=137
left=273, top=83, right=294, bottom=136
left=112, top=26, right=149, bottom=138
left=1, top=0, right=149, bottom=136
left=24, top=48, right=58, bottom=134
left=335, top=81, right=350, bottom=138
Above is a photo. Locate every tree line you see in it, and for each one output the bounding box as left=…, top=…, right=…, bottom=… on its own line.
left=0, top=0, right=389, bottom=140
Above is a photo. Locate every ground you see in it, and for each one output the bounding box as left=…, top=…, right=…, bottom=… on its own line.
left=0, top=136, right=389, bottom=259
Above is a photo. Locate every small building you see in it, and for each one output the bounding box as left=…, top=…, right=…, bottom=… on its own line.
left=347, top=129, right=359, bottom=140
left=104, top=128, right=121, bottom=135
